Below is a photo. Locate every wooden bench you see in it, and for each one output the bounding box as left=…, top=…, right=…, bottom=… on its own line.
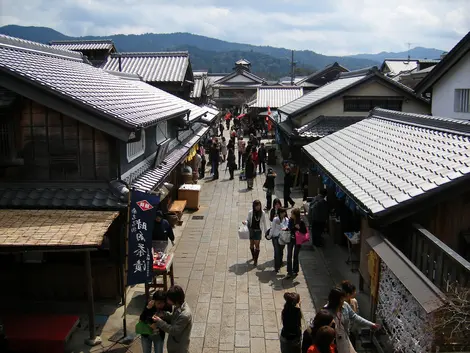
left=169, top=200, right=187, bottom=223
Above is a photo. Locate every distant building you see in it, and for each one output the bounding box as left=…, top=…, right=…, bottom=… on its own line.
left=415, top=31, right=470, bottom=120
left=190, top=71, right=209, bottom=105
left=101, top=52, right=195, bottom=100
left=379, top=58, right=441, bottom=89
left=50, top=39, right=117, bottom=67
left=295, top=62, right=349, bottom=92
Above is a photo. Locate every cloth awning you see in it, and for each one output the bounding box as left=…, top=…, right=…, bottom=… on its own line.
left=237, top=114, right=246, bottom=119
left=367, top=235, right=446, bottom=313
left=0, top=209, right=119, bottom=250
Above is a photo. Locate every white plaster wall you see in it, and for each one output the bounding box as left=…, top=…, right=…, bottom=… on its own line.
left=432, top=53, right=470, bottom=120
left=296, top=80, right=430, bottom=126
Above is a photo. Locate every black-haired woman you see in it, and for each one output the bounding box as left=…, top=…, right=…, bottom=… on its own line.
left=302, top=309, right=335, bottom=353
left=324, top=288, right=380, bottom=353
left=263, top=168, right=276, bottom=210
left=243, top=200, right=267, bottom=266
left=227, top=148, right=236, bottom=180
left=286, top=208, right=307, bottom=279
left=280, top=292, right=302, bottom=353
left=245, top=153, right=256, bottom=190
left=269, top=198, right=283, bottom=222
left=270, top=208, right=289, bottom=273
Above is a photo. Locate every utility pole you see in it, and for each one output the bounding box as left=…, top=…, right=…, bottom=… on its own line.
left=290, top=50, right=296, bottom=85
left=405, top=42, right=414, bottom=62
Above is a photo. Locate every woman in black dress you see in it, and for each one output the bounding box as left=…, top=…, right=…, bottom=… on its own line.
left=244, top=200, right=267, bottom=266
left=245, top=153, right=256, bottom=189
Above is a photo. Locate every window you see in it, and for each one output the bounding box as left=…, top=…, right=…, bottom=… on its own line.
left=156, top=121, right=168, bottom=144
left=126, top=129, right=145, bottom=162
left=344, top=96, right=403, bottom=112
left=454, top=89, right=470, bottom=113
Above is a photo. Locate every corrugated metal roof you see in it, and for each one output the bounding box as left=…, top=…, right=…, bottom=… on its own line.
left=0, top=35, right=190, bottom=136
left=279, top=74, right=367, bottom=115
left=101, top=52, right=190, bottom=83
left=303, top=108, right=470, bottom=217
left=50, top=40, right=115, bottom=51
left=249, top=86, right=303, bottom=108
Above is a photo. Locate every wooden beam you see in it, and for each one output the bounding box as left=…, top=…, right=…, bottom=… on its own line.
left=84, top=250, right=101, bottom=346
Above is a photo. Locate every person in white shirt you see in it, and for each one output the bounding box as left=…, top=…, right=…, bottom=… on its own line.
left=270, top=208, right=289, bottom=273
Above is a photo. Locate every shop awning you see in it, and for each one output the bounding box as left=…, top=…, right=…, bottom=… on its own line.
left=367, top=235, right=446, bottom=313
left=0, top=209, right=119, bottom=250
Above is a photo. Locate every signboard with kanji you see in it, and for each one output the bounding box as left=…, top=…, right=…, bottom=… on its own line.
left=127, top=190, right=160, bottom=286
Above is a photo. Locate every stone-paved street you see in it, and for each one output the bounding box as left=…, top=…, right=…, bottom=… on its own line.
left=173, top=150, right=316, bottom=353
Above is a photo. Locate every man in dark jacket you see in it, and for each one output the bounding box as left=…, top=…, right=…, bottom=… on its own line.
left=210, top=142, right=220, bottom=180
left=263, top=168, right=276, bottom=210
left=152, top=211, right=175, bottom=246
left=258, top=143, right=267, bottom=174
left=283, top=168, right=295, bottom=208
left=308, top=189, right=329, bottom=247
left=227, top=148, right=236, bottom=180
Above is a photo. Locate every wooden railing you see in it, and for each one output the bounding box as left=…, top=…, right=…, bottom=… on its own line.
left=405, top=223, right=470, bottom=292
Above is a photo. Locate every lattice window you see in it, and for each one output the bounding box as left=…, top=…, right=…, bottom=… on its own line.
left=0, top=120, right=11, bottom=159
left=376, top=262, right=434, bottom=353
left=126, top=130, right=146, bottom=162
left=344, top=96, right=403, bottom=112
left=454, top=89, right=470, bottom=113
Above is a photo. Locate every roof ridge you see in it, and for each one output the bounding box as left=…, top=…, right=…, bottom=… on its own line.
left=372, top=108, right=470, bottom=136
left=50, top=39, right=114, bottom=44
left=338, top=66, right=377, bottom=78
left=111, top=51, right=189, bottom=57
left=0, top=34, right=84, bottom=62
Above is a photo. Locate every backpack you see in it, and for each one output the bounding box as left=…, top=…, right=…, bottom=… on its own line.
left=309, top=198, right=328, bottom=224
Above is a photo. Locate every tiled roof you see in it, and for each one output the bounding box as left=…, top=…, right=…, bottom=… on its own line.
left=382, top=60, right=419, bottom=76
left=296, top=62, right=349, bottom=85
left=249, top=86, right=303, bottom=108
left=190, top=76, right=205, bottom=98
left=415, top=31, right=470, bottom=94
left=303, top=108, right=470, bottom=218
left=199, top=105, right=219, bottom=124
left=132, top=125, right=209, bottom=192
left=0, top=35, right=190, bottom=139
left=0, top=183, right=127, bottom=210
left=50, top=40, right=115, bottom=51
left=207, top=73, right=227, bottom=85
left=279, top=67, right=424, bottom=117
left=279, top=73, right=367, bottom=116
left=214, top=69, right=266, bottom=85
left=295, top=116, right=365, bottom=138
left=0, top=209, right=119, bottom=249
left=236, top=59, right=251, bottom=65
left=101, top=52, right=191, bottom=83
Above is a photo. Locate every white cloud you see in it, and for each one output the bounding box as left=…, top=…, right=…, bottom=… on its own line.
left=0, top=0, right=469, bottom=55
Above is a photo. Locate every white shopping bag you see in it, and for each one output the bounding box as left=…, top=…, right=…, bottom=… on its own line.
left=238, top=223, right=250, bottom=240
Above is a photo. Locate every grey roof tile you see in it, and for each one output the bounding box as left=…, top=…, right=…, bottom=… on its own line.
left=50, top=40, right=115, bottom=51
left=0, top=35, right=191, bottom=134
left=249, top=86, right=303, bottom=108
left=132, top=125, right=209, bottom=192
left=190, top=76, right=205, bottom=98
left=102, top=52, right=191, bottom=83
left=303, top=108, right=470, bottom=217
left=0, top=184, right=126, bottom=210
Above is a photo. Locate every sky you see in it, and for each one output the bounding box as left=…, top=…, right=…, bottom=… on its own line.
left=0, top=0, right=469, bottom=55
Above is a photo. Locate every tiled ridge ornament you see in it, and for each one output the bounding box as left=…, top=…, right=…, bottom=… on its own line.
left=302, top=108, right=470, bottom=217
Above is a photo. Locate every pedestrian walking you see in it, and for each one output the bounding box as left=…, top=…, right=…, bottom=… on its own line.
left=263, top=168, right=276, bottom=210
left=306, top=326, right=336, bottom=353
left=302, top=310, right=335, bottom=353
left=258, top=143, right=267, bottom=174
left=256, top=128, right=262, bottom=145
left=269, top=198, right=282, bottom=222
left=251, top=146, right=259, bottom=173
left=237, top=126, right=244, bottom=139
left=285, top=208, right=306, bottom=279
left=225, top=115, right=231, bottom=130
left=193, top=151, right=202, bottom=183
left=308, top=189, right=329, bottom=247
left=227, top=148, right=236, bottom=180
left=280, top=292, right=302, bottom=353
left=238, top=137, right=246, bottom=168
left=270, top=207, right=288, bottom=273
left=219, top=121, right=224, bottom=137
left=245, top=153, right=256, bottom=189
left=152, top=285, right=193, bottom=353
left=199, top=147, right=206, bottom=179
left=210, top=142, right=220, bottom=180
left=324, top=288, right=380, bottom=353
left=221, top=136, right=228, bottom=162
left=243, top=200, right=267, bottom=266
left=138, top=290, right=172, bottom=353
left=283, top=167, right=295, bottom=208
left=230, top=128, right=237, bottom=145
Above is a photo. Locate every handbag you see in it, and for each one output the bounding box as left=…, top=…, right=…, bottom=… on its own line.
left=265, top=228, right=272, bottom=240
left=135, top=321, right=153, bottom=336
left=278, top=229, right=291, bottom=245
left=238, top=223, right=250, bottom=240
left=295, top=230, right=310, bottom=245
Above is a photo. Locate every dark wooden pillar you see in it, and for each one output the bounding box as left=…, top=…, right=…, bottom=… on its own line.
left=84, top=251, right=101, bottom=346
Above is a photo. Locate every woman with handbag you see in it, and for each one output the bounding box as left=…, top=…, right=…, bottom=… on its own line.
left=243, top=200, right=267, bottom=266
left=270, top=208, right=289, bottom=273
left=285, top=208, right=307, bottom=279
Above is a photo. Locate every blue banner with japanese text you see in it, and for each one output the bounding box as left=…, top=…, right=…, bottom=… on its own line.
left=127, top=190, right=160, bottom=286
